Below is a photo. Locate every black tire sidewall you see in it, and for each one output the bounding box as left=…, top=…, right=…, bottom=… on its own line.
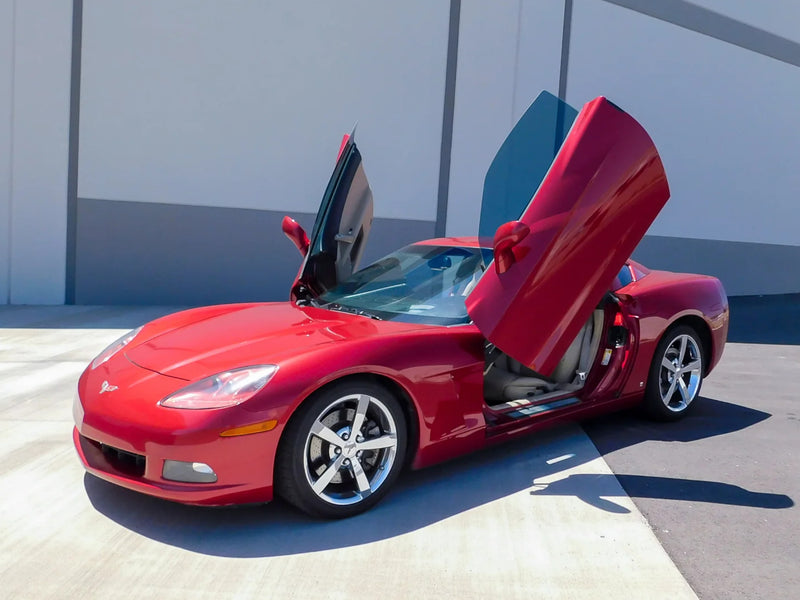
left=276, top=379, right=407, bottom=519
left=644, top=325, right=704, bottom=421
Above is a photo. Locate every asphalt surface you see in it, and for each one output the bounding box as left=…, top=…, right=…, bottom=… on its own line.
left=0, top=305, right=693, bottom=600
left=585, top=294, right=800, bottom=599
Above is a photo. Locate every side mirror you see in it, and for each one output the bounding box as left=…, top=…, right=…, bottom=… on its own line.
left=282, top=216, right=310, bottom=257
left=493, top=220, right=530, bottom=274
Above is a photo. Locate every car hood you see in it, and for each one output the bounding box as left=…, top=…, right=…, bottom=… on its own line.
left=125, top=302, right=428, bottom=381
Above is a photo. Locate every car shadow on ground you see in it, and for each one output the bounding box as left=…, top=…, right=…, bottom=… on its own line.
left=84, top=426, right=586, bottom=558
left=581, top=396, right=794, bottom=512
left=584, top=395, right=771, bottom=451
left=85, top=395, right=792, bottom=557
left=531, top=473, right=793, bottom=513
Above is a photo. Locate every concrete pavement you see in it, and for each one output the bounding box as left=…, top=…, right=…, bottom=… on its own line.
left=0, top=306, right=696, bottom=599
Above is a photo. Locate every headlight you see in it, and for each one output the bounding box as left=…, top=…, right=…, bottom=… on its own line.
left=91, top=326, right=143, bottom=369
left=159, top=365, right=278, bottom=409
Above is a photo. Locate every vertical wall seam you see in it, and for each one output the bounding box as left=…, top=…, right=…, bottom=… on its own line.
left=510, top=0, right=524, bottom=122
left=558, top=0, right=573, bottom=100
left=435, top=0, right=461, bottom=238
left=5, top=0, right=16, bottom=304
left=65, top=0, right=83, bottom=304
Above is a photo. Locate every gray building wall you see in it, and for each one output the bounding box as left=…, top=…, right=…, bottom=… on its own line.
left=73, top=0, right=449, bottom=304
left=447, top=0, right=800, bottom=297
left=0, top=0, right=72, bottom=304
left=1, top=0, right=799, bottom=304
left=568, top=0, right=800, bottom=295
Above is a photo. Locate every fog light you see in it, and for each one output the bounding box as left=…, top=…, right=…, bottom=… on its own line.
left=162, top=460, right=218, bottom=483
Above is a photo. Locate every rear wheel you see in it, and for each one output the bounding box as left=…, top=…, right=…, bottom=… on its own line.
left=644, top=325, right=704, bottom=421
left=276, top=380, right=407, bottom=518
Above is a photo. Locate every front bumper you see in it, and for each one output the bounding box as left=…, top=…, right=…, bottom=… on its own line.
left=73, top=426, right=276, bottom=505
left=73, top=359, right=282, bottom=506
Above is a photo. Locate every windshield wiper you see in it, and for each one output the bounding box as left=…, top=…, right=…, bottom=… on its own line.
left=324, top=303, right=382, bottom=320
left=294, top=284, right=323, bottom=308
left=356, top=309, right=382, bottom=321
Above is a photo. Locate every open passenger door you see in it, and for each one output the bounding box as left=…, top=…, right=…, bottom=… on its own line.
left=467, top=96, right=670, bottom=376
left=292, top=132, right=374, bottom=299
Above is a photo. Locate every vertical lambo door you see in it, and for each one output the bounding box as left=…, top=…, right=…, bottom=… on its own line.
left=290, top=132, right=374, bottom=300
left=467, top=96, right=670, bottom=405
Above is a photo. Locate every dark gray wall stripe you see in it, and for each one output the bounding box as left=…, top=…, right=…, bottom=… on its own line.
left=435, top=0, right=461, bottom=238
left=558, top=0, right=573, bottom=100
left=74, top=198, right=435, bottom=305
left=634, top=235, right=800, bottom=296
left=74, top=196, right=800, bottom=304
left=604, top=0, right=800, bottom=67
left=65, top=0, right=82, bottom=304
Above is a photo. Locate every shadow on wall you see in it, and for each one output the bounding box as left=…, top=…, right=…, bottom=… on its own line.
left=84, top=396, right=791, bottom=558
left=726, top=293, right=800, bottom=345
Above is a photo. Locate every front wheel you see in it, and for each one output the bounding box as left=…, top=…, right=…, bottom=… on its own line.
left=643, top=325, right=704, bottom=421
left=276, top=380, right=407, bottom=518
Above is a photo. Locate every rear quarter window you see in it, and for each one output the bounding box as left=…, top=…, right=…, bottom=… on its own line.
left=612, top=265, right=634, bottom=290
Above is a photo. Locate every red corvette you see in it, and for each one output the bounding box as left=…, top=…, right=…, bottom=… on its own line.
left=73, top=93, right=728, bottom=518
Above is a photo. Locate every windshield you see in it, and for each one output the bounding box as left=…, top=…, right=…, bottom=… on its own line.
left=317, top=244, right=490, bottom=325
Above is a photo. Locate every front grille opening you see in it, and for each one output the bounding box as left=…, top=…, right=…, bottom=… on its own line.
left=100, top=443, right=146, bottom=477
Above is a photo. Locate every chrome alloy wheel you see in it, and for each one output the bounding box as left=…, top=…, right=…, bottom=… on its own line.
left=658, top=333, right=703, bottom=412
left=303, top=393, right=399, bottom=506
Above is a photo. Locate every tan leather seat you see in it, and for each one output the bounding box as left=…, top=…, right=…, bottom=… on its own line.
left=484, top=353, right=557, bottom=401
left=551, top=318, right=594, bottom=383
left=484, top=312, right=601, bottom=402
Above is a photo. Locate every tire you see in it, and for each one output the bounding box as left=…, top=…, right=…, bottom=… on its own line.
left=643, top=325, right=704, bottom=421
left=276, top=380, right=407, bottom=518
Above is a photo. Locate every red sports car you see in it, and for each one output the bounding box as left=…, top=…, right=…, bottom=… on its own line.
left=73, top=93, right=728, bottom=518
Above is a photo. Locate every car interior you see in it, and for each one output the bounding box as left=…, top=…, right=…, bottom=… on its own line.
left=483, top=309, right=605, bottom=408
